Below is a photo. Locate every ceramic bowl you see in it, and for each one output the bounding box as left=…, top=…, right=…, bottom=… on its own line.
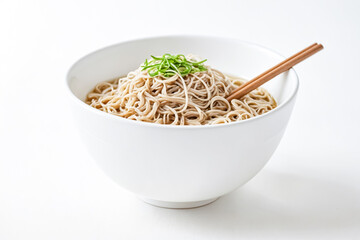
left=66, top=36, right=298, bottom=208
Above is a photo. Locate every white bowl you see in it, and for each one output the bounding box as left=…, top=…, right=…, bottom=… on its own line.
left=66, top=36, right=299, bottom=208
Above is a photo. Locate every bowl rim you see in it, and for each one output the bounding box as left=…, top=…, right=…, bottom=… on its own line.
left=65, top=35, right=299, bottom=129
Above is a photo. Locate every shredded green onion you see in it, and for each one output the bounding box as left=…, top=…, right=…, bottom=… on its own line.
left=141, top=54, right=207, bottom=77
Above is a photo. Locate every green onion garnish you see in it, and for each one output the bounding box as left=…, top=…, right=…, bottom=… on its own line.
left=141, top=54, right=207, bottom=77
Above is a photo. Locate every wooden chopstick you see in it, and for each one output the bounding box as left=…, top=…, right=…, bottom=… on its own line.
left=226, top=43, right=324, bottom=101
left=230, top=43, right=318, bottom=93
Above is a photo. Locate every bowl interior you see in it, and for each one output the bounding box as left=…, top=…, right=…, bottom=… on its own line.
left=67, top=36, right=298, bottom=108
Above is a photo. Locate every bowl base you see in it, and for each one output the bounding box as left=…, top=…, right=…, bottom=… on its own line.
left=140, top=197, right=219, bottom=209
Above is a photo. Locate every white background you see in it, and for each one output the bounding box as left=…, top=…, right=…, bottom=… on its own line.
left=1, top=0, right=360, bottom=239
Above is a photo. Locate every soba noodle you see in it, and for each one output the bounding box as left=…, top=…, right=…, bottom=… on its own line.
left=86, top=56, right=277, bottom=125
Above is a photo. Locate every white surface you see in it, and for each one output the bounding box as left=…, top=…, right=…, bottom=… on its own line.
left=0, top=0, right=359, bottom=239
left=67, top=36, right=299, bottom=206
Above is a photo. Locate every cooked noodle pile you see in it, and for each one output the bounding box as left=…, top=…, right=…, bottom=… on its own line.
left=86, top=61, right=277, bottom=125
